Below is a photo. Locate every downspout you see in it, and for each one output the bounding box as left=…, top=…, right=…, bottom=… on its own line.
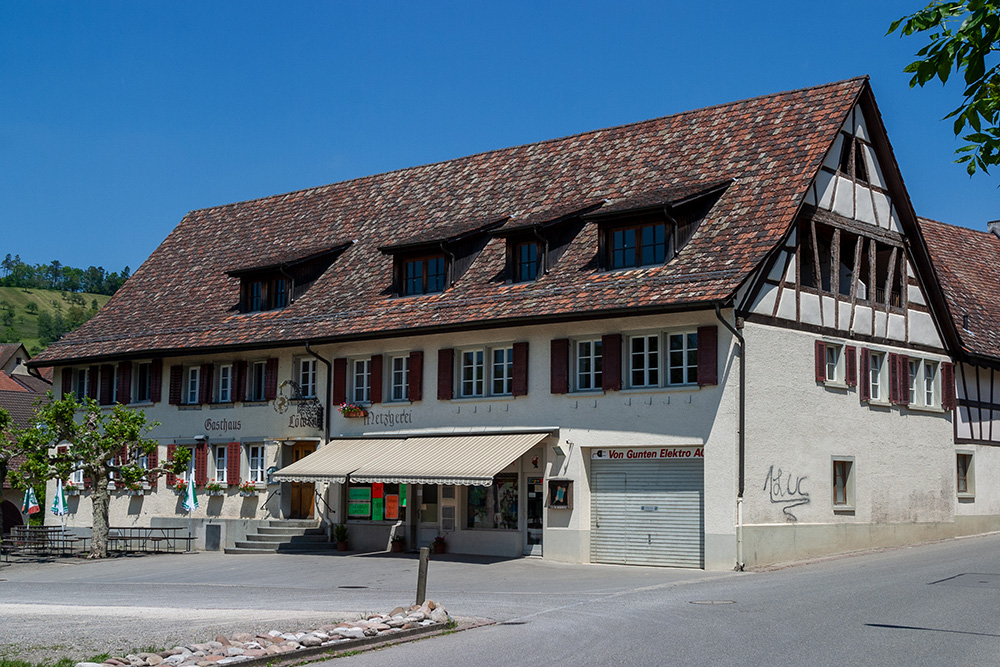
left=440, top=242, right=456, bottom=286
left=278, top=265, right=295, bottom=303
left=305, top=341, right=333, bottom=539
left=531, top=226, right=550, bottom=275
left=715, top=303, right=745, bottom=571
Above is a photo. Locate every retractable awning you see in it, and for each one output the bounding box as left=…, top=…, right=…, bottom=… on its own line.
left=271, top=438, right=404, bottom=484
left=350, top=432, right=550, bottom=486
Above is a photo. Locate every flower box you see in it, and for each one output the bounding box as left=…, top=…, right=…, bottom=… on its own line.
left=125, top=488, right=145, bottom=496
left=342, top=410, right=367, bottom=419
left=65, top=487, right=81, bottom=496
left=206, top=490, right=225, bottom=497
left=239, top=491, right=257, bottom=497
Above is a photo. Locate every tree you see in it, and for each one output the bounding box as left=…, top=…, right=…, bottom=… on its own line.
left=890, top=2, right=1000, bottom=175
left=6, top=393, right=186, bottom=558
left=0, top=407, right=13, bottom=492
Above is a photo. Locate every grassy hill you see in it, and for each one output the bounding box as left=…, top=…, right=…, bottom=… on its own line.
left=0, top=286, right=112, bottom=354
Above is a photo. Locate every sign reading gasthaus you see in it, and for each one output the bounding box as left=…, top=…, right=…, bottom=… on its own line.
left=591, top=447, right=703, bottom=461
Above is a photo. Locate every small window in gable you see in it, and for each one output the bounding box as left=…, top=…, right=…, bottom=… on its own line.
left=837, top=133, right=869, bottom=184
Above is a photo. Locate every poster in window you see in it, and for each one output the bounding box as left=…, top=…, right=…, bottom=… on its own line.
left=348, top=486, right=372, bottom=519
left=373, top=483, right=384, bottom=499
left=548, top=479, right=571, bottom=509
left=372, top=497, right=384, bottom=521
left=385, top=494, right=399, bottom=520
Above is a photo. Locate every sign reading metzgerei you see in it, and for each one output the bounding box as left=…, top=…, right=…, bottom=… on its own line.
left=591, top=447, right=704, bottom=461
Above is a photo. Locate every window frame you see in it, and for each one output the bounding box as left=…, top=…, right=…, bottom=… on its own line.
left=956, top=451, right=975, bottom=499
left=513, top=241, right=541, bottom=282
left=390, top=354, right=409, bottom=402
left=574, top=338, right=603, bottom=392
left=213, top=445, right=228, bottom=484
left=217, top=363, right=233, bottom=403
left=74, top=368, right=89, bottom=401
left=458, top=345, right=514, bottom=398
left=185, top=367, right=200, bottom=405
left=298, top=358, right=317, bottom=399
left=134, top=361, right=152, bottom=404
left=402, top=254, right=447, bottom=296
left=628, top=334, right=660, bottom=388
left=247, top=444, right=266, bottom=484
left=352, top=358, right=372, bottom=404
left=832, top=456, right=855, bottom=512
left=868, top=351, right=886, bottom=403
left=466, top=473, right=519, bottom=530
left=249, top=360, right=267, bottom=402
left=609, top=221, right=667, bottom=270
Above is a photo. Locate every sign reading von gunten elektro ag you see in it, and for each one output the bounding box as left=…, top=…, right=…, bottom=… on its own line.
left=591, top=447, right=703, bottom=461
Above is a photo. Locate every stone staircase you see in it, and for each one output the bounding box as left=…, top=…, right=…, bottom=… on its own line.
left=224, top=519, right=335, bottom=555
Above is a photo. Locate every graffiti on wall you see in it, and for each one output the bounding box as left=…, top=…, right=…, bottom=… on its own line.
left=763, top=465, right=810, bottom=522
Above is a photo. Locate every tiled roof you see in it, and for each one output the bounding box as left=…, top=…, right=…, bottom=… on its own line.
left=34, top=78, right=867, bottom=365
left=9, top=373, right=51, bottom=393
left=921, top=218, right=1000, bottom=362
left=0, top=344, right=23, bottom=369
left=0, top=374, right=26, bottom=392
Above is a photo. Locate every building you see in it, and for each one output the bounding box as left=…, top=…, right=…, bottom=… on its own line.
left=29, top=77, right=996, bottom=569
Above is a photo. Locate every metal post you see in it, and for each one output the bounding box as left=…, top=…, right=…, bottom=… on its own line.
left=416, top=546, right=429, bottom=605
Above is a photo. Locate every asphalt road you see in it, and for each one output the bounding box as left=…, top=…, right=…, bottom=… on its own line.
left=2, top=535, right=999, bottom=666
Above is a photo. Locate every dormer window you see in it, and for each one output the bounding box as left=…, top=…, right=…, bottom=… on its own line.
left=249, top=281, right=263, bottom=311
left=404, top=255, right=447, bottom=295
left=611, top=221, right=666, bottom=269
left=514, top=242, right=540, bottom=282
left=228, top=243, right=349, bottom=314
left=243, top=276, right=287, bottom=313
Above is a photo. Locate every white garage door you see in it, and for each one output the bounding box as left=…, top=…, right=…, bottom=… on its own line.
left=590, top=453, right=704, bottom=568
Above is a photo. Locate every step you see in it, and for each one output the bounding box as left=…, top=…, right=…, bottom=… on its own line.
left=224, top=546, right=278, bottom=555
left=244, top=533, right=328, bottom=544
left=233, top=539, right=284, bottom=550
left=257, top=526, right=314, bottom=536
left=266, top=519, right=320, bottom=529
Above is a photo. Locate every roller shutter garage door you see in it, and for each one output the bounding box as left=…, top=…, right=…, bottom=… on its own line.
left=590, top=455, right=704, bottom=568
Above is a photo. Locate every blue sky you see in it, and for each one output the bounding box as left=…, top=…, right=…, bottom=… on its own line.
left=1, top=1, right=995, bottom=273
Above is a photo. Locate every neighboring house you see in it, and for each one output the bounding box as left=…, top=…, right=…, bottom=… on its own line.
left=29, top=77, right=993, bottom=569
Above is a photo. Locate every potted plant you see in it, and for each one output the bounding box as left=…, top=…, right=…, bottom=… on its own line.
left=237, top=480, right=258, bottom=497
left=338, top=402, right=367, bottom=418
left=205, top=480, right=225, bottom=496
left=390, top=534, right=405, bottom=553
left=64, top=481, right=80, bottom=496
left=124, top=481, right=145, bottom=496
left=431, top=534, right=446, bottom=555
left=173, top=480, right=188, bottom=495
left=334, top=523, right=349, bottom=551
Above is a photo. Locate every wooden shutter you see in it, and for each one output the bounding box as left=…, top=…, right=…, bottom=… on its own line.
left=601, top=334, right=622, bottom=391
left=697, top=326, right=718, bottom=386
left=845, top=346, right=857, bottom=387
left=194, top=443, right=208, bottom=486
left=61, top=368, right=73, bottom=397
left=199, top=364, right=214, bottom=405
left=550, top=339, right=569, bottom=394
left=370, top=354, right=383, bottom=404
left=227, top=442, right=241, bottom=485
left=408, top=351, right=423, bottom=401
left=888, top=353, right=900, bottom=404
left=512, top=342, right=529, bottom=396
left=859, top=348, right=870, bottom=402
left=814, top=340, right=827, bottom=382
left=99, top=365, right=114, bottom=405
left=234, top=360, right=247, bottom=402
left=332, top=357, right=347, bottom=405
left=942, top=362, right=956, bottom=411
left=264, top=358, right=278, bottom=401
left=117, top=362, right=132, bottom=405
left=437, top=348, right=454, bottom=400
left=168, top=365, right=183, bottom=405
left=165, top=444, right=177, bottom=486
left=150, top=359, right=163, bottom=403
left=148, top=446, right=158, bottom=489
left=898, top=354, right=910, bottom=406
left=87, top=365, right=99, bottom=400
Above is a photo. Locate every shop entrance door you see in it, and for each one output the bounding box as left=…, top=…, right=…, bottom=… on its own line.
left=289, top=442, right=316, bottom=519
left=524, top=476, right=543, bottom=556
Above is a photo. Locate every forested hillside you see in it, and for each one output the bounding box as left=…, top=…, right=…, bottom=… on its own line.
left=1, top=254, right=129, bottom=295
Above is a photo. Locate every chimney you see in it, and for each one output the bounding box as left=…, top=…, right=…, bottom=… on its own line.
left=988, top=220, right=1000, bottom=238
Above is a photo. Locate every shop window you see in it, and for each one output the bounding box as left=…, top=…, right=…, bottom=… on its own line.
left=420, top=484, right=439, bottom=524
left=467, top=473, right=518, bottom=529
left=347, top=482, right=406, bottom=521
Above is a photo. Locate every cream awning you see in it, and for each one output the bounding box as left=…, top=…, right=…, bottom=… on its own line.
left=349, top=432, right=549, bottom=486
left=271, top=438, right=405, bottom=484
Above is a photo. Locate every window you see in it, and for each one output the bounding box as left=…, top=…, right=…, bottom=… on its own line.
left=214, top=446, right=227, bottom=484
left=460, top=350, right=485, bottom=397
left=403, top=255, right=446, bottom=295
left=249, top=361, right=267, bottom=402
left=956, top=452, right=974, bottom=497
left=390, top=355, right=409, bottom=401
left=908, top=359, right=919, bottom=404
left=249, top=281, right=263, bottom=311
left=273, top=278, right=287, bottom=308
left=69, top=464, right=84, bottom=486
left=420, top=484, right=439, bottom=523
left=299, top=358, right=317, bottom=398
left=827, top=345, right=841, bottom=383
left=248, top=445, right=265, bottom=484
left=668, top=332, right=698, bottom=386
left=514, top=242, right=540, bottom=282
left=832, top=457, right=855, bottom=509
left=459, top=346, right=514, bottom=398
left=134, top=362, right=151, bottom=403
left=346, top=482, right=406, bottom=521
left=467, top=474, right=518, bottom=529
left=575, top=339, right=602, bottom=391
left=185, top=367, right=200, bottom=405
left=869, top=352, right=884, bottom=402
left=74, top=368, right=89, bottom=400
left=242, top=276, right=291, bottom=313
left=217, top=364, right=233, bottom=403
left=629, top=334, right=659, bottom=388
left=352, top=359, right=371, bottom=403
left=611, top=222, right=666, bottom=269
left=837, top=133, right=869, bottom=184
left=923, top=361, right=938, bottom=407
left=491, top=347, right=514, bottom=395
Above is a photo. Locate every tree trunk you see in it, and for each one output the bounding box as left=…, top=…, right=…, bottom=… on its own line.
left=90, top=473, right=110, bottom=558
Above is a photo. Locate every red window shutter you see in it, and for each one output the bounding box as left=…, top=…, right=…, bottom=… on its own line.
left=370, top=354, right=384, bottom=404
left=168, top=365, right=183, bottom=405
left=512, top=342, right=529, bottom=396
left=264, top=358, right=278, bottom=401
left=117, top=362, right=132, bottom=405
left=58, top=445, right=67, bottom=455
left=227, top=442, right=241, bottom=485
left=601, top=334, right=622, bottom=391
left=147, top=446, right=159, bottom=489
left=845, top=346, right=857, bottom=387
left=550, top=339, right=569, bottom=394
left=437, top=348, right=454, bottom=400
left=899, top=355, right=910, bottom=406
left=88, top=365, right=100, bottom=400
left=150, top=359, right=163, bottom=403
left=165, top=444, right=177, bottom=486
left=199, top=363, right=214, bottom=405
left=814, top=340, right=827, bottom=382
left=234, top=360, right=247, bottom=402
left=942, top=362, right=956, bottom=411
left=332, top=357, right=347, bottom=405
left=888, top=353, right=900, bottom=404
left=194, top=443, right=208, bottom=486
left=61, top=368, right=73, bottom=397
left=408, top=351, right=423, bottom=401
left=859, top=348, right=871, bottom=402
left=99, top=365, right=114, bottom=405
left=697, top=326, right=718, bottom=386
